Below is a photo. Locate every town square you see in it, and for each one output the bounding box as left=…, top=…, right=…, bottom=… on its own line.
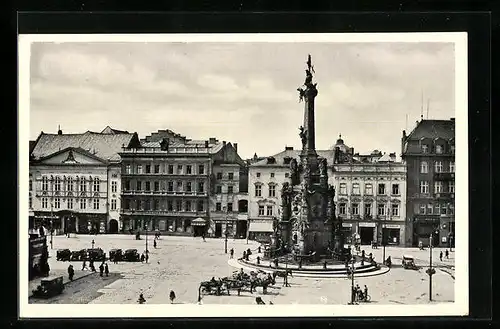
left=22, top=35, right=465, bottom=314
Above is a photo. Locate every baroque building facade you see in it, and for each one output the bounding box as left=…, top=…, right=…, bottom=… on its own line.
left=248, top=136, right=407, bottom=245
left=402, top=118, right=455, bottom=248
left=119, top=130, right=247, bottom=238
left=29, top=127, right=140, bottom=234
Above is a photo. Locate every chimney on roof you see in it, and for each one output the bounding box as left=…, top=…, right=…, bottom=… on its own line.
left=285, top=146, right=294, bottom=151
left=223, top=141, right=226, bottom=147
left=233, top=143, right=238, bottom=153
left=57, top=125, right=62, bottom=135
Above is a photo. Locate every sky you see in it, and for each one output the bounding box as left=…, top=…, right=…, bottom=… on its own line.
left=28, top=40, right=455, bottom=160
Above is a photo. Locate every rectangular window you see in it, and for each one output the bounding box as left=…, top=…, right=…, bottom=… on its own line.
left=55, top=178, right=61, bottom=192
left=168, top=181, right=174, bottom=192
left=145, top=181, right=151, bottom=191
left=79, top=178, right=86, bottom=192
left=392, top=184, right=400, bottom=195
left=42, top=177, right=48, bottom=191
left=449, top=161, right=455, bottom=173
left=198, top=165, right=205, bottom=175
left=340, top=183, right=347, bottom=195
left=258, top=206, right=265, bottom=216
left=449, top=204, right=454, bottom=215
left=378, top=184, right=385, bottom=195
left=391, top=204, right=399, bottom=217
left=137, top=165, right=143, bottom=174
left=352, top=203, right=359, bottom=215
left=185, top=201, right=192, bottom=212
left=67, top=178, right=73, bottom=192
left=270, top=173, right=275, bottom=178
left=168, top=165, right=174, bottom=174
left=80, top=199, right=86, bottom=210
left=67, top=198, right=73, bottom=209
left=54, top=198, right=60, bottom=209
left=441, top=206, right=447, bottom=215
left=227, top=203, right=233, bottom=212
left=435, top=204, right=441, bottom=215
left=176, top=201, right=182, bottom=212
left=434, top=161, right=443, bottom=173
left=197, top=200, right=204, bottom=211
left=420, top=161, right=428, bottom=173
left=217, top=172, right=223, bottom=180
left=42, top=197, right=48, bottom=209
left=229, top=172, right=234, bottom=180
left=126, top=164, right=131, bottom=174
left=111, top=181, right=117, bottom=193
left=378, top=204, right=385, bottom=216
left=154, top=181, right=160, bottom=192
left=256, top=173, right=261, bottom=178
left=216, top=185, right=222, bottom=194
left=29, top=196, right=32, bottom=208
left=419, top=204, right=426, bottom=214
left=186, top=181, right=192, bottom=192
left=93, top=179, right=100, bottom=192
left=422, top=144, right=428, bottom=153
left=269, top=185, right=276, bottom=197
left=448, top=181, right=455, bottom=193
left=427, top=204, right=433, bottom=214
left=339, top=203, right=346, bottom=215
left=364, top=203, right=372, bottom=216
left=93, top=198, right=99, bottom=210
left=145, top=165, right=151, bottom=174
left=186, top=165, right=192, bottom=175
left=177, top=181, right=183, bottom=191
left=420, top=181, right=429, bottom=194
left=154, top=165, right=160, bottom=174
left=137, top=181, right=142, bottom=191
left=177, top=165, right=183, bottom=174
left=228, top=186, right=234, bottom=194
left=154, top=200, right=160, bottom=210
left=255, top=185, right=263, bottom=197
left=111, top=199, right=117, bottom=210
left=167, top=200, right=173, bottom=211
left=266, top=206, right=273, bottom=216
left=436, top=145, right=443, bottom=154
left=198, top=182, right=205, bottom=193
left=365, top=184, right=373, bottom=195
left=352, top=183, right=360, bottom=195
left=434, top=181, right=443, bottom=194
left=216, top=203, right=222, bottom=211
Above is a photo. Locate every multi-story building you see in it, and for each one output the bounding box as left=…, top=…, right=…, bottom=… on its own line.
left=29, top=127, right=140, bottom=234
left=119, top=130, right=247, bottom=237
left=248, top=136, right=407, bottom=245
left=402, top=118, right=455, bottom=247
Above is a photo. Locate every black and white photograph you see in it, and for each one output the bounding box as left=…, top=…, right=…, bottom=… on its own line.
left=19, top=33, right=468, bottom=317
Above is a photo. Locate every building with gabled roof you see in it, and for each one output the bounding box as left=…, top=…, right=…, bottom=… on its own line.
left=119, top=132, right=249, bottom=238
left=402, top=118, right=455, bottom=247
left=29, top=128, right=140, bottom=235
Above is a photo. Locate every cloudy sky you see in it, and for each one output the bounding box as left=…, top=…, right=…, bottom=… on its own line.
left=29, top=40, right=455, bottom=159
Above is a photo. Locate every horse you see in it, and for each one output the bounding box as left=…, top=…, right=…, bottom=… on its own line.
left=199, top=279, right=225, bottom=296
left=250, top=274, right=276, bottom=294
left=272, top=269, right=293, bottom=287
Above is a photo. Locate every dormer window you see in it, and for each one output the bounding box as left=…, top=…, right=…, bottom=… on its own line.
left=421, top=144, right=428, bottom=153
left=436, top=145, right=443, bottom=154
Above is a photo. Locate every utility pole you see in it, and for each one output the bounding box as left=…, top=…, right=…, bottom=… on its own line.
left=348, top=257, right=356, bottom=305
left=426, top=233, right=435, bottom=301
left=224, top=207, right=228, bottom=254
left=50, top=202, right=54, bottom=250
left=145, top=218, right=149, bottom=263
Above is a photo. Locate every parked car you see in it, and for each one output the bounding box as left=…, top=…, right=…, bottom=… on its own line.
left=56, top=249, right=71, bottom=261
left=32, top=276, right=64, bottom=298
left=402, top=255, right=419, bottom=270
left=109, top=249, right=123, bottom=262
left=86, top=248, right=106, bottom=261
left=70, top=249, right=86, bottom=261
left=123, top=249, right=140, bottom=262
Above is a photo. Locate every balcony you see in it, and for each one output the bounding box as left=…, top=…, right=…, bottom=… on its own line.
left=121, top=190, right=207, bottom=197
left=121, top=172, right=209, bottom=178
left=435, top=192, right=455, bottom=199
left=120, top=209, right=207, bottom=217
left=434, top=172, right=455, bottom=180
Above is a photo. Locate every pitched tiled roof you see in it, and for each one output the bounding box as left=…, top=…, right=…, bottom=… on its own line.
left=406, top=119, right=455, bottom=140
left=250, top=149, right=337, bottom=167
left=101, top=126, right=130, bottom=134
left=29, top=141, right=36, bottom=154
left=139, top=140, right=223, bottom=154
left=31, top=131, right=137, bottom=162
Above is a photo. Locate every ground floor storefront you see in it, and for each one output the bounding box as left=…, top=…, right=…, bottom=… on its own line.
left=32, top=211, right=109, bottom=235
left=412, top=216, right=454, bottom=248
left=247, top=220, right=274, bottom=243
left=340, top=221, right=406, bottom=246
left=121, top=216, right=198, bottom=235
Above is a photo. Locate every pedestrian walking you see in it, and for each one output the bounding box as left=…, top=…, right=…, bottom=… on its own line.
left=153, top=240, right=157, bottom=249
left=90, top=260, right=96, bottom=272
left=104, top=263, right=109, bottom=277
left=202, top=233, right=206, bottom=242
left=141, top=254, right=145, bottom=263
left=138, top=293, right=146, bottom=304
left=169, top=290, right=176, bottom=304
left=439, top=251, right=443, bottom=262
left=99, top=263, right=104, bottom=277
left=68, top=264, right=74, bottom=281
left=230, top=248, right=234, bottom=259
left=145, top=253, right=149, bottom=263
left=82, top=260, right=87, bottom=271
left=364, top=285, right=368, bottom=300
left=445, top=249, right=449, bottom=259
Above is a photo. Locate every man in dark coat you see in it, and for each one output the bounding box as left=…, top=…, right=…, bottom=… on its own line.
left=68, top=264, right=74, bottom=281
left=99, top=263, right=104, bottom=277
left=104, top=263, right=109, bottom=277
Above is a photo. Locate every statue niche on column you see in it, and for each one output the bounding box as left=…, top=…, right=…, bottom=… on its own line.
left=289, top=158, right=300, bottom=186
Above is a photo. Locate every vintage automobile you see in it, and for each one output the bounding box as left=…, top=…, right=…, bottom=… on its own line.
left=86, top=248, right=106, bottom=261
left=70, top=249, right=86, bottom=261
left=123, top=249, right=141, bottom=262
left=56, top=249, right=71, bottom=261
left=109, top=249, right=123, bottom=262
left=402, top=255, right=419, bottom=270
left=31, top=276, right=65, bottom=298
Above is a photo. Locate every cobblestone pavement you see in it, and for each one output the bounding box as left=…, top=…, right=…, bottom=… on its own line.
left=38, top=235, right=454, bottom=305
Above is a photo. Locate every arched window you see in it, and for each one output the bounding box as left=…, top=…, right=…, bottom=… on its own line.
left=420, top=161, right=428, bottom=173
left=93, top=177, right=100, bottom=192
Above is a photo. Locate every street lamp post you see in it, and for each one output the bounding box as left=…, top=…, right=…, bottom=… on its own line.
left=145, top=218, right=149, bottom=263
left=348, top=257, right=356, bottom=305
left=223, top=207, right=228, bottom=254
left=50, top=202, right=54, bottom=250
left=426, top=233, right=435, bottom=301
left=382, top=224, right=386, bottom=263
left=246, top=218, right=250, bottom=245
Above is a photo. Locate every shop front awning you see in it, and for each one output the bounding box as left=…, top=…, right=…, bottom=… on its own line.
left=248, top=221, right=274, bottom=233
left=191, top=217, right=207, bottom=226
